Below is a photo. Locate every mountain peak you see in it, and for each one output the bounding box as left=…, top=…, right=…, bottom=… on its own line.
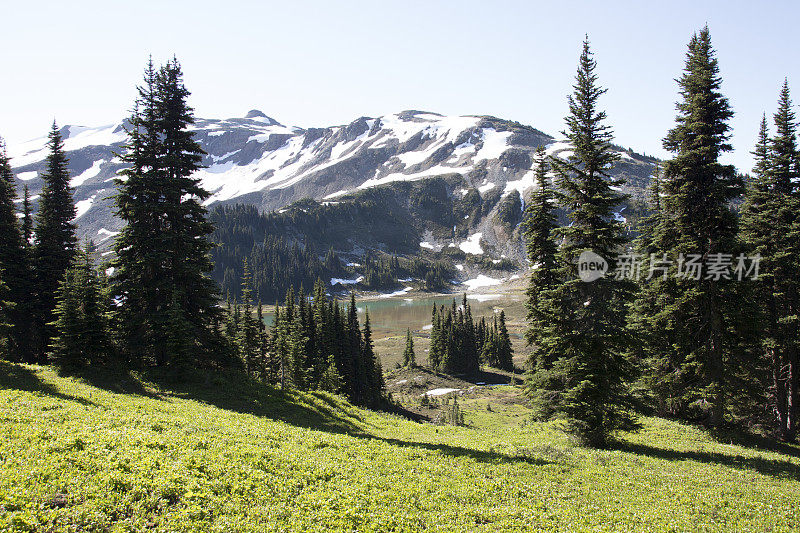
left=245, top=109, right=268, bottom=119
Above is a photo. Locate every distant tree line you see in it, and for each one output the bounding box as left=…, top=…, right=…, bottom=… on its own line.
left=221, top=272, right=385, bottom=408
left=429, top=295, right=513, bottom=376
left=210, top=205, right=455, bottom=301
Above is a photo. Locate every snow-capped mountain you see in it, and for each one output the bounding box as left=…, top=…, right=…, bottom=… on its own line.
left=7, top=109, right=656, bottom=255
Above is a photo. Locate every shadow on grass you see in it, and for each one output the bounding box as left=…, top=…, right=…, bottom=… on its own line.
left=0, top=361, right=98, bottom=407
left=145, top=369, right=366, bottom=435
left=145, top=368, right=549, bottom=466
left=709, top=428, right=800, bottom=460
left=63, top=362, right=166, bottom=401
left=472, top=368, right=522, bottom=386
left=617, top=440, right=800, bottom=481
left=355, top=434, right=554, bottom=466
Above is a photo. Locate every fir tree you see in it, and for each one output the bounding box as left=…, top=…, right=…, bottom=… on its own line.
left=741, top=82, right=800, bottom=440
left=403, top=328, right=416, bottom=367
left=235, top=259, right=261, bottom=374
left=429, top=298, right=481, bottom=376
left=0, top=140, right=31, bottom=361
left=319, top=353, right=343, bottom=393
left=522, top=146, right=558, bottom=372
left=33, top=122, right=77, bottom=362
left=49, top=246, right=111, bottom=368
left=267, top=286, right=384, bottom=407
left=112, top=58, right=219, bottom=367
left=527, top=38, right=637, bottom=447
left=429, top=303, right=441, bottom=369
left=345, top=293, right=361, bottom=400
left=21, top=185, right=33, bottom=248
left=496, top=310, right=514, bottom=372
left=635, top=27, right=746, bottom=427
left=635, top=162, right=663, bottom=256
left=286, top=311, right=308, bottom=389
left=360, top=310, right=383, bottom=407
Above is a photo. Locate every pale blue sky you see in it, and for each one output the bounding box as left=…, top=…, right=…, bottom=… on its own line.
left=1, top=1, right=797, bottom=172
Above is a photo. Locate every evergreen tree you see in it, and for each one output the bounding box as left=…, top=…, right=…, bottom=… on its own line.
left=634, top=27, right=746, bottom=427
left=496, top=310, right=514, bottom=371
left=235, top=259, right=261, bottom=373
left=403, top=328, right=416, bottom=367
left=0, top=140, right=31, bottom=361
left=636, top=162, right=663, bottom=256
left=360, top=311, right=384, bottom=407
left=49, top=246, right=111, bottom=368
left=522, top=146, right=559, bottom=372
left=32, top=123, right=77, bottom=362
left=345, top=293, right=361, bottom=400
left=741, top=82, right=800, bottom=440
left=264, top=287, right=383, bottom=406
left=527, top=38, right=636, bottom=447
left=21, top=185, right=33, bottom=248
left=112, top=58, right=219, bottom=367
left=0, top=272, right=13, bottom=358
left=286, top=311, right=308, bottom=389
left=319, top=353, right=343, bottom=393
left=428, top=298, right=481, bottom=376
left=428, top=303, right=441, bottom=369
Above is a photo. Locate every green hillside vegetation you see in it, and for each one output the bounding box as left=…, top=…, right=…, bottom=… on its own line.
left=1, top=362, right=798, bottom=532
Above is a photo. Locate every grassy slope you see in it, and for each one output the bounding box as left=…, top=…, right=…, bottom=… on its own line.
left=0, top=362, right=799, bottom=532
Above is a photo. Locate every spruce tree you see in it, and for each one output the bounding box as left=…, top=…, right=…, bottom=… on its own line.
left=522, top=146, right=558, bottom=372
left=319, top=354, right=343, bottom=393
left=741, top=82, right=800, bottom=440
left=635, top=27, right=746, bottom=427
left=112, top=58, right=219, bottom=367
left=403, top=328, right=416, bottom=367
left=345, top=293, right=361, bottom=400
left=527, top=38, right=636, bottom=447
left=496, top=310, right=514, bottom=372
left=21, top=185, right=33, bottom=248
left=33, top=123, right=77, bottom=362
left=361, top=310, right=383, bottom=407
left=235, top=259, right=260, bottom=373
left=49, top=246, right=111, bottom=368
left=286, top=311, right=308, bottom=389
left=0, top=140, right=31, bottom=361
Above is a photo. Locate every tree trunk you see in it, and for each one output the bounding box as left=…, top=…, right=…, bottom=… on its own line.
left=772, top=346, right=790, bottom=440
left=708, top=304, right=725, bottom=428
left=786, top=350, right=799, bottom=442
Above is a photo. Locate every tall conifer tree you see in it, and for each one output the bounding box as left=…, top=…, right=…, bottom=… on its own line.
left=741, top=82, right=800, bottom=440
left=0, top=140, right=31, bottom=360
left=112, top=58, right=219, bottom=367
left=33, top=123, right=77, bottom=362
left=635, top=27, right=746, bottom=427
left=527, top=38, right=636, bottom=447
left=522, top=146, right=558, bottom=373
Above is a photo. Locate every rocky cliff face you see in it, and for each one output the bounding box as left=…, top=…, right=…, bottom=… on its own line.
left=8, top=109, right=657, bottom=262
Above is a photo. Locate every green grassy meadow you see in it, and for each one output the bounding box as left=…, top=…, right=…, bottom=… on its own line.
left=1, top=361, right=799, bottom=532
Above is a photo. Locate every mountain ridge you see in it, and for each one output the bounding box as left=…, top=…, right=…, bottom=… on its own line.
left=7, top=109, right=657, bottom=268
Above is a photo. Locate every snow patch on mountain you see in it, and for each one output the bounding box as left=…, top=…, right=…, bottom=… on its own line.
left=462, top=274, right=502, bottom=290
left=71, top=159, right=105, bottom=187
left=459, top=233, right=484, bottom=255
left=74, top=194, right=98, bottom=220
